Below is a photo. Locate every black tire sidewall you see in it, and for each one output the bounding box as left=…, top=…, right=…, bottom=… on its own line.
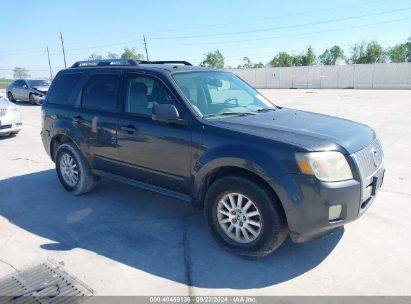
left=56, top=145, right=81, bottom=193
left=29, top=94, right=35, bottom=105
left=8, top=92, right=14, bottom=101
left=205, top=176, right=288, bottom=257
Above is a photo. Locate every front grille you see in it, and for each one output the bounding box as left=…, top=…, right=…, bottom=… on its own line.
left=0, top=108, right=7, bottom=117
left=351, top=138, right=384, bottom=203
left=353, top=138, right=383, bottom=180
left=0, top=124, right=12, bottom=130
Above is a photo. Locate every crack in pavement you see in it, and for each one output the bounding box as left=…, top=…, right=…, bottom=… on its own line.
left=380, top=189, right=411, bottom=197
left=0, top=259, right=20, bottom=272
left=182, top=216, right=193, bottom=298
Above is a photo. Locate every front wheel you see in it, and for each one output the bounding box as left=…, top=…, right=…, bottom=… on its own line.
left=29, top=93, right=36, bottom=105
left=204, top=176, right=288, bottom=258
left=7, top=92, right=15, bottom=102
left=55, top=142, right=97, bottom=195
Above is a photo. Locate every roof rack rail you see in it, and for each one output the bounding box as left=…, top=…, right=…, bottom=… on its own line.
left=149, top=61, right=192, bottom=66
left=71, top=58, right=145, bottom=68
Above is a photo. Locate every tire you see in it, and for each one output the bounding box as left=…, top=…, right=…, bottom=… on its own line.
left=55, top=142, right=97, bottom=195
left=29, top=93, right=36, bottom=105
left=7, top=92, right=15, bottom=102
left=204, top=176, right=288, bottom=258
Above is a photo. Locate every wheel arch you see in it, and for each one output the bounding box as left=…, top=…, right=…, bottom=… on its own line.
left=191, top=147, right=292, bottom=215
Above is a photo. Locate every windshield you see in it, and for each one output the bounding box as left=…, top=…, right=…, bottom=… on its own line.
left=172, top=71, right=276, bottom=118
left=28, top=80, right=50, bottom=87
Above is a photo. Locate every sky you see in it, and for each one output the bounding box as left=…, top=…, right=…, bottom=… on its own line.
left=1, top=0, right=411, bottom=78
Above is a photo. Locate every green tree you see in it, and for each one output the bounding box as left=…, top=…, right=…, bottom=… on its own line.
left=121, top=47, right=145, bottom=61
left=200, top=49, right=225, bottom=68
left=349, top=41, right=386, bottom=64
left=13, top=67, right=30, bottom=79
left=107, top=52, right=119, bottom=59
left=238, top=57, right=253, bottom=69
left=253, top=62, right=265, bottom=68
left=269, top=52, right=294, bottom=67
left=387, top=41, right=411, bottom=63
left=302, top=46, right=316, bottom=66
left=88, top=54, right=103, bottom=60
left=237, top=57, right=264, bottom=69
left=319, top=45, right=345, bottom=65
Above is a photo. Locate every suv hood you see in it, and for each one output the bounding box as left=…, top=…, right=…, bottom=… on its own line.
left=210, top=108, right=375, bottom=154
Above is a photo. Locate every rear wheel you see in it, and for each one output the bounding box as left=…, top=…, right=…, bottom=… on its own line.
left=7, top=92, right=15, bottom=102
left=204, top=176, right=288, bottom=258
left=55, top=142, right=97, bottom=195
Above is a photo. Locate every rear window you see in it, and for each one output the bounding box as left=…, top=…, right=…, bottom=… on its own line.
left=81, top=74, right=119, bottom=111
left=47, top=73, right=82, bottom=105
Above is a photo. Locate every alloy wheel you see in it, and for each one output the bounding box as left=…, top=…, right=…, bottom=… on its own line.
left=217, top=193, right=262, bottom=243
left=60, top=153, right=79, bottom=187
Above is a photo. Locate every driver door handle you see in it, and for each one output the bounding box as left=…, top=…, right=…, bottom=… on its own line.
left=120, top=125, right=138, bottom=134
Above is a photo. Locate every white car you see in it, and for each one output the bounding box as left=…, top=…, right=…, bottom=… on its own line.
left=0, top=97, right=22, bottom=136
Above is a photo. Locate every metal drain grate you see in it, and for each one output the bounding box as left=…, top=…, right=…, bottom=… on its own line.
left=0, top=263, right=93, bottom=303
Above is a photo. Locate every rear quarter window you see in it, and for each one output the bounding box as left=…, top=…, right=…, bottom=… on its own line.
left=81, top=74, right=119, bottom=111
left=47, top=73, right=83, bottom=105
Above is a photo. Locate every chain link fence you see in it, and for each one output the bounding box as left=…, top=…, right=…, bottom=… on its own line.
left=228, top=63, right=411, bottom=89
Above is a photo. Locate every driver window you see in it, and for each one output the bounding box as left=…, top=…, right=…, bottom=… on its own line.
left=123, top=75, right=176, bottom=116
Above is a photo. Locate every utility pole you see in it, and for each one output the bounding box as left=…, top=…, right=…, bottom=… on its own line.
left=143, top=34, right=149, bottom=61
left=60, top=32, right=67, bottom=68
left=46, top=47, right=53, bottom=80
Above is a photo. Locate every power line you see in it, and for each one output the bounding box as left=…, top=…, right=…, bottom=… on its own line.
left=0, top=3, right=403, bottom=56
left=145, top=0, right=386, bottom=34
left=149, top=17, right=411, bottom=47
left=149, top=7, right=411, bottom=40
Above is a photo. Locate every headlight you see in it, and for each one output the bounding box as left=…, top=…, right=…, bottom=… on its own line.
left=295, top=151, right=353, bottom=182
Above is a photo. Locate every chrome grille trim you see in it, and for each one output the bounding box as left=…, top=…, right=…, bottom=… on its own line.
left=351, top=138, right=384, bottom=202
left=0, top=108, right=7, bottom=117
left=353, top=138, right=384, bottom=180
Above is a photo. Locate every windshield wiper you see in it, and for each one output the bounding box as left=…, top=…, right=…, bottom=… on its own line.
left=220, top=111, right=257, bottom=116
left=254, top=108, right=277, bottom=112
left=203, top=111, right=256, bottom=119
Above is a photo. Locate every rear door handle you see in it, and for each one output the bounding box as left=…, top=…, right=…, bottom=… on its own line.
left=120, top=125, right=138, bottom=134
left=72, top=116, right=84, bottom=124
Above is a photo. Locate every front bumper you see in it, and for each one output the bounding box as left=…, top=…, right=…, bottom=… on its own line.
left=0, top=112, right=23, bottom=134
left=32, top=94, right=45, bottom=104
left=276, top=165, right=385, bottom=243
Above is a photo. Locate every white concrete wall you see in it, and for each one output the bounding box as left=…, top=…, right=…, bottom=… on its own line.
left=228, top=63, right=411, bottom=89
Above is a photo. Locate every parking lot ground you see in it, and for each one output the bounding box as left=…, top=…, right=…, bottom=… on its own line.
left=0, top=89, right=410, bottom=296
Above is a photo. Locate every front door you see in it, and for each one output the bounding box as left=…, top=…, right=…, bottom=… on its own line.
left=116, top=73, right=192, bottom=193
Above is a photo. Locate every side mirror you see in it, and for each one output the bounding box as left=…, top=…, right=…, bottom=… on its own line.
left=152, top=104, right=185, bottom=125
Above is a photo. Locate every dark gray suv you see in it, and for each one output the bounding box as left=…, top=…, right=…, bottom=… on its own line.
left=40, top=59, right=385, bottom=257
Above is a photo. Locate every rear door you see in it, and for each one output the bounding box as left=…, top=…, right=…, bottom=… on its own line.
left=116, top=72, right=192, bottom=193
left=75, top=70, right=121, bottom=173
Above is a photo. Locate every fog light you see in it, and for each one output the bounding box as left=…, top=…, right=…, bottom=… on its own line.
left=329, top=204, right=342, bottom=221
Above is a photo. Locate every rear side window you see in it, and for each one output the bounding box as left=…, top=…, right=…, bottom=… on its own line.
left=82, top=74, right=119, bottom=111
left=47, top=73, right=82, bottom=105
